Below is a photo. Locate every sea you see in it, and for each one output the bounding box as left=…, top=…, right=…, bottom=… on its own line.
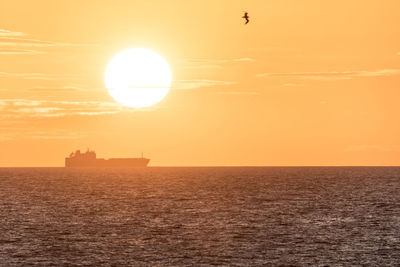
left=0, top=167, right=399, bottom=266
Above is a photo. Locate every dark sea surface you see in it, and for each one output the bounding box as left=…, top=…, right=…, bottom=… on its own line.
left=0, top=167, right=399, bottom=266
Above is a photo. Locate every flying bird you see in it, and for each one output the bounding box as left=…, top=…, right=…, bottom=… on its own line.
left=242, top=12, right=249, bottom=24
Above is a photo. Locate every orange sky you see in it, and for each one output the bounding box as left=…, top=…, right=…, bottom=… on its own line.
left=1, top=0, right=400, bottom=166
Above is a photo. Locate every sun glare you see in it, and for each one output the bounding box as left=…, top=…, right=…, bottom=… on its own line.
left=104, top=48, right=172, bottom=108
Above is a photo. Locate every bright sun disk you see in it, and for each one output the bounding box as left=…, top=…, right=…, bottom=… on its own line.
left=104, top=48, right=172, bottom=108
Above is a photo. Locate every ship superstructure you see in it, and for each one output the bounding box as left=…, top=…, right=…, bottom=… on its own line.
left=65, top=149, right=149, bottom=167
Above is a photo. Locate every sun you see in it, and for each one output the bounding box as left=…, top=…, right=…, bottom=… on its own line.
left=104, top=48, right=172, bottom=108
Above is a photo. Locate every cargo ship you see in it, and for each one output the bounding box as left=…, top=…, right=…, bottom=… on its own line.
left=65, top=149, right=150, bottom=168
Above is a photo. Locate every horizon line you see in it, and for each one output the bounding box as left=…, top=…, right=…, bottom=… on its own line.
left=1, top=165, right=400, bottom=168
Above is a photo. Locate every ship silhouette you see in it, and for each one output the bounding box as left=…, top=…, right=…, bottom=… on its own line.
left=65, top=149, right=150, bottom=167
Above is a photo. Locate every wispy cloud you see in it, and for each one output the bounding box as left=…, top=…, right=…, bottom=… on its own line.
left=0, top=37, right=90, bottom=48
left=351, top=69, right=400, bottom=77
left=182, top=57, right=255, bottom=69
left=30, top=85, right=88, bottom=92
left=232, top=57, right=255, bottom=62
left=0, top=71, right=82, bottom=81
left=31, top=132, right=85, bottom=140
left=0, top=99, right=125, bottom=118
left=0, top=47, right=46, bottom=55
left=184, top=64, right=223, bottom=70
left=172, top=79, right=237, bottom=90
left=216, top=91, right=259, bottom=95
left=256, top=69, right=400, bottom=80
left=0, top=29, right=26, bottom=37
left=282, top=83, right=304, bottom=87
left=184, top=57, right=255, bottom=64
left=0, top=133, right=15, bottom=142
left=0, top=129, right=85, bottom=142
left=0, top=28, right=93, bottom=56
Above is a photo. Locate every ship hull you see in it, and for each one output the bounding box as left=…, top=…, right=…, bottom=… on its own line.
left=65, top=158, right=150, bottom=168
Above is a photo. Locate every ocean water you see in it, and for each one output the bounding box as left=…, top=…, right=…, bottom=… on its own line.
left=0, top=167, right=399, bottom=266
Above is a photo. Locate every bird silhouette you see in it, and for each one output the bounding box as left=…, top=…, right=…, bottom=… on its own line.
left=242, top=12, right=249, bottom=24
